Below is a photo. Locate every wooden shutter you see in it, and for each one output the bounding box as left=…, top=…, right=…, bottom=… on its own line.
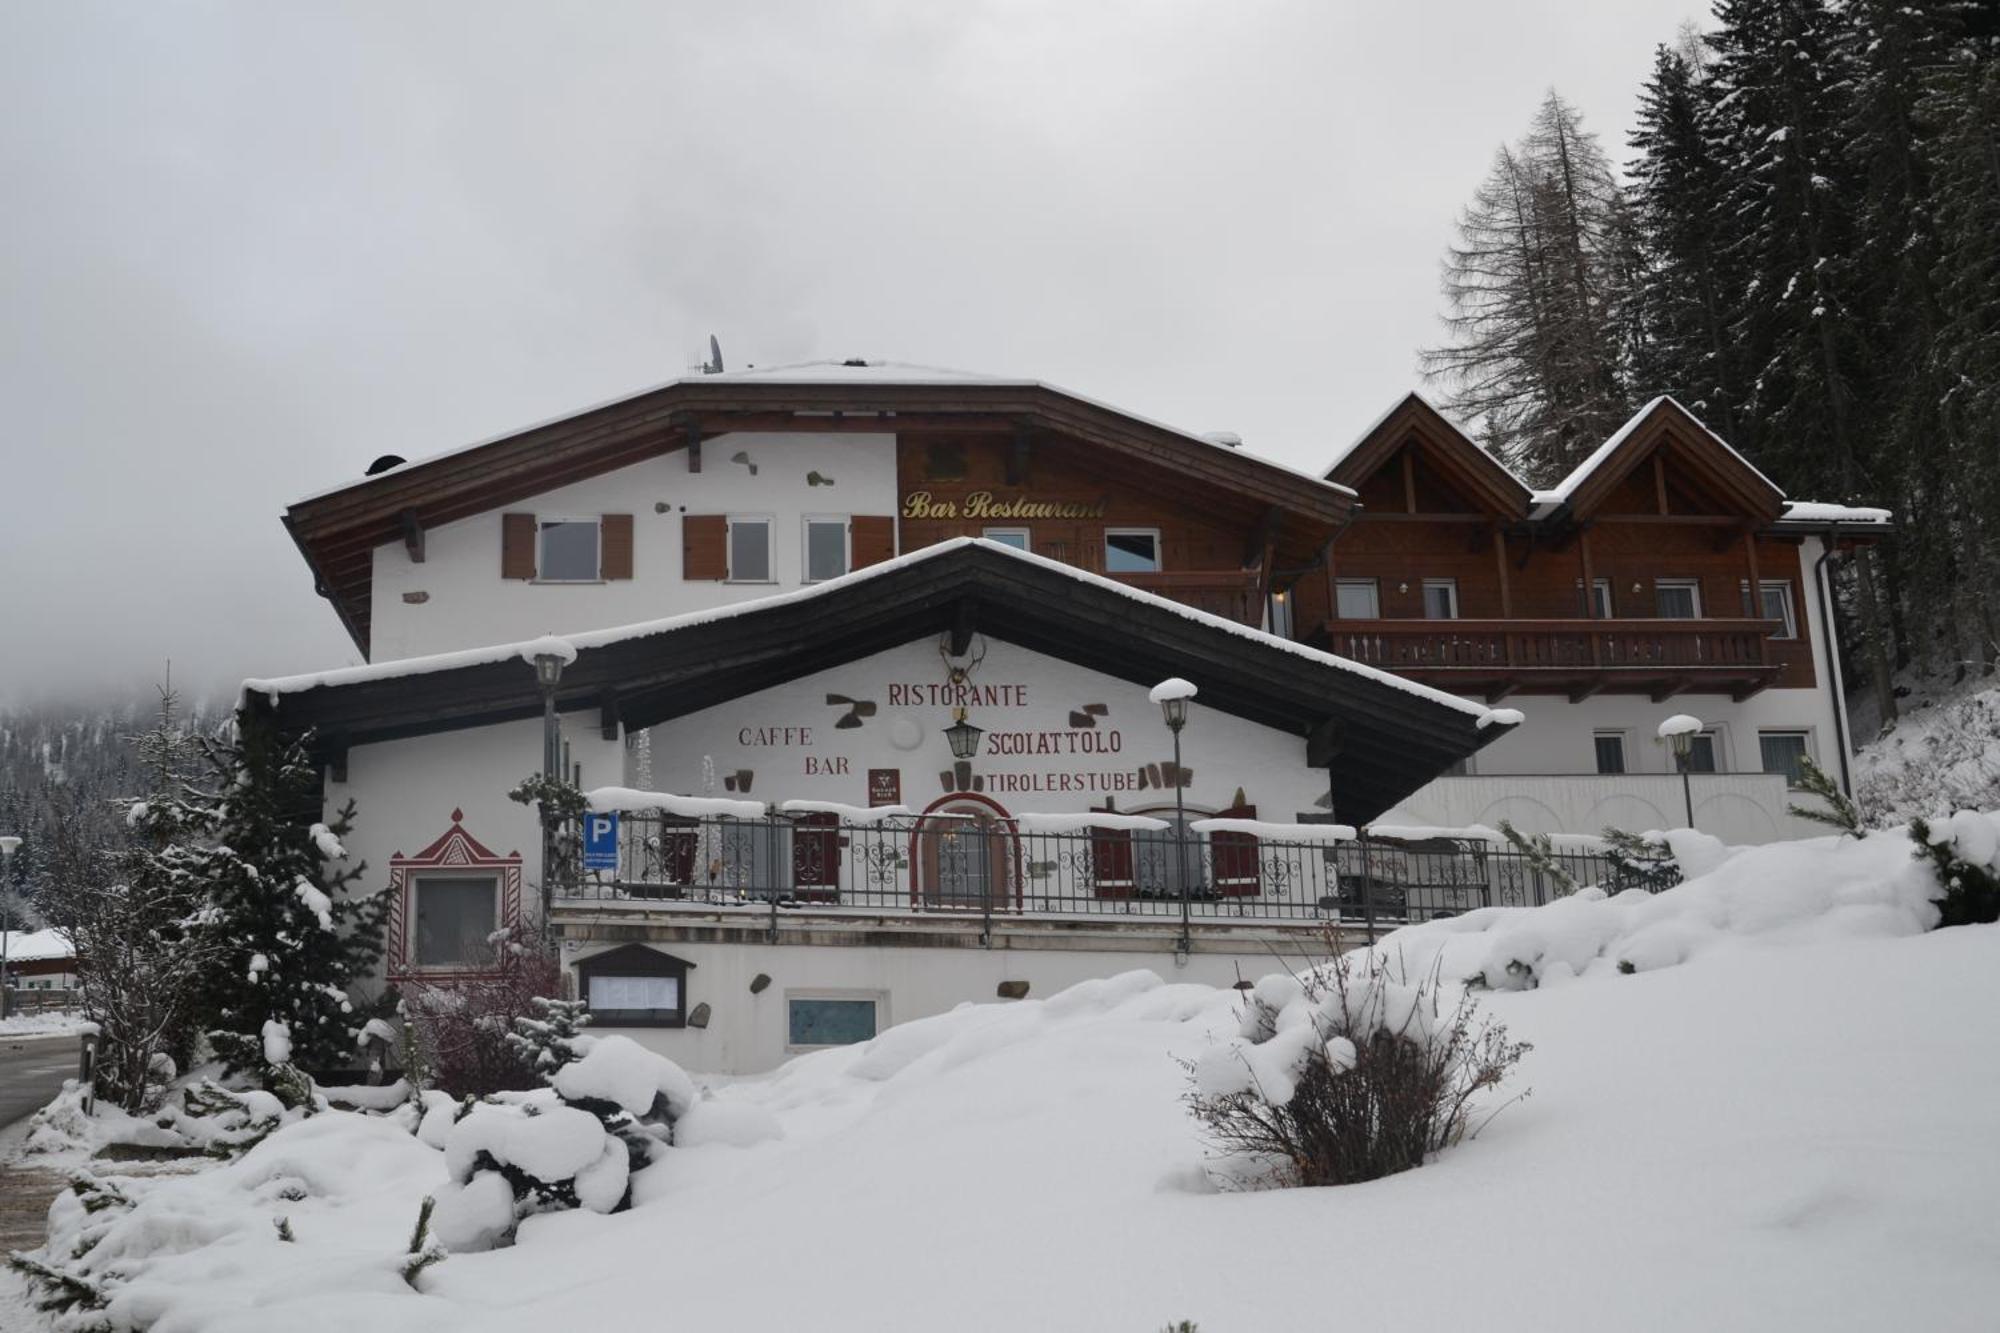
left=600, top=514, right=634, bottom=580
left=791, top=812, right=841, bottom=901
left=1089, top=804, right=1135, bottom=899
left=850, top=515, right=896, bottom=570
left=1209, top=802, right=1261, bottom=897
left=682, top=514, right=727, bottom=580
left=502, top=513, right=537, bottom=580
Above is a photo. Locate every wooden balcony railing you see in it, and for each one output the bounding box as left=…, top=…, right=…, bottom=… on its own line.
left=1108, top=570, right=1265, bottom=626
left=1324, top=617, right=1783, bottom=700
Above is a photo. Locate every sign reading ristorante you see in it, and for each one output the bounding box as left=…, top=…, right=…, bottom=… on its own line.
left=901, top=491, right=1109, bottom=521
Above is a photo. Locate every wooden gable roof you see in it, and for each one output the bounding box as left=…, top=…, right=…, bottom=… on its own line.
left=284, top=374, right=1358, bottom=658
left=1541, top=397, right=1786, bottom=524
left=1326, top=393, right=1532, bottom=519
left=246, top=539, right=1512, bottom=825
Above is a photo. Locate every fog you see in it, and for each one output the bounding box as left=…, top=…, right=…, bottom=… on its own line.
left=0, top=0, right=1701, bottom=704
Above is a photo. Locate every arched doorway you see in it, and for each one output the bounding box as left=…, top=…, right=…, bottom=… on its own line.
left=912, top=795, right=1016, bottom=911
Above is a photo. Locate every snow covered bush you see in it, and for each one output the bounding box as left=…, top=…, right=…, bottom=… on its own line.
left=1857, top=687, right=2000, bottom=825
left=1909, top=809, right=2000, bottom=926
left=1186, top=954, right=1528, bottom=1188
left=403, top=934, right=561, bottom=1097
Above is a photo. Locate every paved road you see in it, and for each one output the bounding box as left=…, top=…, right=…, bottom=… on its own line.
left=0, top=1035, right=76, bottom=1132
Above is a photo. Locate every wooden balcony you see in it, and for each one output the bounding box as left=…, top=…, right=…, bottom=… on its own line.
left=1108, top=569, right=1265, bottom=626
left=1321, top=617, right=1784, bottom=702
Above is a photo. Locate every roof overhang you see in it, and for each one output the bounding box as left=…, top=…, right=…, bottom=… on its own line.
left=285, top=376, right=1358, bottom=658
left=1541, top=397, right=1786, bottom=526
left=244, top=540, right=1513, bottom=825
left=1326, top=392, right=1532, bottom=518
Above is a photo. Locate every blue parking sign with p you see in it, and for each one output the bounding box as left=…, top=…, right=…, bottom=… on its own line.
left=583, top=811, right=619, bottom=871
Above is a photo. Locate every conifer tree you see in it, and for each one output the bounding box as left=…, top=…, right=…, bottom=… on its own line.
left=192, top=712, right=386, bottom=1081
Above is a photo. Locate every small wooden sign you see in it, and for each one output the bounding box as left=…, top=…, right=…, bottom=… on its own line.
left=868, top=768, right=902, bottom=807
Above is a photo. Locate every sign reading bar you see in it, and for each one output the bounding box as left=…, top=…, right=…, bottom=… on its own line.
left=901, top=491, right=1109, bottom=521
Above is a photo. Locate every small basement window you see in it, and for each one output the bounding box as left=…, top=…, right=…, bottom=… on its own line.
left=787, top=992, right=882, bottom=1049
left=729, top=516, right=773, bottom=582
left=1104, top=529, right=1162, bottom=573
left=413, top=875, right=499, bottom=968
left=576, top=944, right=692, bottom=1028
left=538, top=519, right=600, bottom=582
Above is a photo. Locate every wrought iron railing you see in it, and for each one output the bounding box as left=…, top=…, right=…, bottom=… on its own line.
left=553, top=811, right=1677, bottom=934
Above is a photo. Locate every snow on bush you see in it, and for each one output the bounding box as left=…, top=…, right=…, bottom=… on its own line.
left=1909, top=808, right=2000, bottom=926
left=1856, top=686, right=2000, bottom=824
left=1186, top=954, right=1528, bottom=1188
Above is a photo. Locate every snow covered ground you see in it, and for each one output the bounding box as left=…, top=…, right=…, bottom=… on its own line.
left=1854, top=683, right=1999, bottom=825
left=9, top=824, right=1999, bottom=1331
left=0, top=1010, right=84, bottom=1038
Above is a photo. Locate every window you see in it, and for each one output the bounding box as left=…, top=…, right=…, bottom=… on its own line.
left=1655, top=579, right=1702, bottom=619
left=1422, top=578, right=1459, bottom=619
left=1759, top=730, right=1812, bottom=786
left=728, top=516, right=773, bottom=582
left=1742, top=580, right=1798, bottom=638
left=982, top=527, right=1031, bottom=551
left=787, top=993, right=882, bottom=1049
left=412, top=875, right=498, bottom=967
left=804, top=517, right=849, bottom=582
left=1335, top=578, right=1380, bottom=619
left=1577, top=577, right=1613, bottom=618
left=1594, top=732, right=1627, bottom=775
left=1683, top=731, right=1720, bottom=773
left=537, top=519, right=600, bottom=582
left=576, top=944, right=691, bottom=1027
left=1267, top=587, right=1294, bottom=640
left=1104, top=529, right=1162, bottom=573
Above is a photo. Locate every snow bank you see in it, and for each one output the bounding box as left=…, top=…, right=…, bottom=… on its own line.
left=674, top=1098, right=784, bottom=1149
left=1013, top=811, right=1168, bottom=832
left=1189, top=817, right=1355, bottom=842
left=551, top=1034, right=697, bottom=1120
left=586, top=787, right=765, bottom=820
left=778, top=799, right=914, bottom=824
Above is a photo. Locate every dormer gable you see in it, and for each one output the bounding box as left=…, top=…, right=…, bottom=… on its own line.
left=1539, top=397, right=1785, bottom=524
left=1327, top=393, right=1533, bottom=520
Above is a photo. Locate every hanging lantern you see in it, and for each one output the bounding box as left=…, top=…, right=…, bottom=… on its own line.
left=944, top=707, right=984, bottom=760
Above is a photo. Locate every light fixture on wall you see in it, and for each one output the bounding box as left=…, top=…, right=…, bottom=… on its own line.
left=1631, top=582, right=1642, bottom=594
left=1398, top=582, right=1410, bottom=594
left=944, top=708, right=984, bottom=760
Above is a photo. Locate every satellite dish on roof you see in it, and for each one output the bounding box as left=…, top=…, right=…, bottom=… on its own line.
left=365, top=454, right=407, bottom=476
left=703, top=335, right=725, bottom=375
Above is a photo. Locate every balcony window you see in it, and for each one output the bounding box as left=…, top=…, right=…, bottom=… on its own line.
left=1741, top=580, right=1798, bottom=638
left=804, top=516, right=849, bottom=582
left=1267, top=587, right=1294, bottom=639
left=1576, top=577, right=1613, bottom=618
left=1335, top=578, right=1380, bottom=619
left=1422, top=578, right=1459, bottom=620
left=1656, top=579, right=1703, bottom=619
left=537, top=519, right=600, bottom=582
left=1594, top=732, right=1627, bottom=774
left=1759, top=730, right=1811, bottom=786
left=1105, top=529, right=1162, bottom=573
left=728, top=516, right=773, bottom=582
left=1682, top=731, right=1720, bottom=773
left=982, top=527, right=1030, bottom=552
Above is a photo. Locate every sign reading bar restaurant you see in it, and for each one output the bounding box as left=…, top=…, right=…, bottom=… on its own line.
left=901, top=491, right=1109, bottom=521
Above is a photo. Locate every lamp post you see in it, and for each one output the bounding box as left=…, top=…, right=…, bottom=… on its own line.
left=1657, top=713, right=1703, bottom=829
left=533, top=651, right=568, bottom=914
left=0, top=835, right=20, bottom=1020
left=1151, top=679, right=1197, bottom=957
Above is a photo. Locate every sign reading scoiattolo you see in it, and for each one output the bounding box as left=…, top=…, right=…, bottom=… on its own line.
left=901, top=491, right=1108, bottom=521
left=582, top=812, right=620, bottom=872
left=868, top=768, right=901, bottom=807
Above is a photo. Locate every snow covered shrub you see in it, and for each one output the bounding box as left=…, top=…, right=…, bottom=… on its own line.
left=1496, top=819, right=1578, bottom=896
left=1187, top=955, right=1529, bottom=1188
left=1909, top=810, right=2000, bottom=926
left=404, top=935, right=561, bottom=1098
left=509, top=771, right=587, bottom=893
left=1599, top=828, right=1684, bottom=893
left=1788, top=754, right=1863, bottom=836
left=1857, top=688, right=2000, bottom=825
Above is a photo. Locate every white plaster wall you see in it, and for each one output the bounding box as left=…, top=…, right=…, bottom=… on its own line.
left=1377, top=772, right=1820, bottom=843
left=574, top=935, right=1291, bottom=1075
left=641, top=635, right=1331, bottom=820
left=328, top=714, right=628, bottom=953
left=368, top=432, right=898, bottom=661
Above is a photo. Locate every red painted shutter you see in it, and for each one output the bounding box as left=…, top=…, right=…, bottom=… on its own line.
left=600, top=514, right=634, bottom=579
left=1090, top=804, right=1135, bottom=899
left=1210, top=802, right=1261, bottom=897
left=791, top=812, right=840, bottom=901
left=682, top=514, right=727, bottom=580
left=502, top=513, right=537, bottom=580
left=850, top=515, right=896, bottom=569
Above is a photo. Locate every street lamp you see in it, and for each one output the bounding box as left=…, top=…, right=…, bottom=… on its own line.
left=943, top=708, right=984, bottom=761
left=1657, top=713, right=1703, bottom=829
left=533, top=649, right=568, bottom=918
left=0, top=835, right=20, bottom=1021
left=1150, top=679, right=1197, bottom=955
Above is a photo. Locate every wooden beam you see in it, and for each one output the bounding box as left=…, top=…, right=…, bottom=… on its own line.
left=398, top=509, right=425, bottom=564
left=687, top=422, right=702, bottom=473
left=1654, top=452, right=1669, bottom=515
left=1006, top=428, right=1031, bottom=486
left=1483, top=681, right=1517, bottom=704
left=599, top=690, right=621, bottom=741
left=949, top=597, right=979, bottom=656
left=1743, top=528, right=1763, bottom=614
left=1305, top=717, right=1344, bottom=768
left=1243, top=505, right=1284, bottom=569
left=1401, top=447, right=1418, bottom=514
left=325, top=735, right=350, bottom=784
left=1494, top=526, right=1513, bottom=617
left=1649, top=675, right=1694, bottom=703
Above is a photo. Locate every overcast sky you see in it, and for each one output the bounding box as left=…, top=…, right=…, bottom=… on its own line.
left=0, top=0, right=1703, bottom=705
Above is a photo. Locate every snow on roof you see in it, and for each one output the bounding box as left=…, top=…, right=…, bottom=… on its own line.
left=290, top=359, right=1354, bottom=508
left=2, top=929, right=74, bottom=962
left=242, top=538, right=1494, bottom=721
left=1778, top=501, right=1893, bottom=526
left=1324, top=389, right=1454, bottom=476
left=1540, top=396, right=1783, bottom=506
